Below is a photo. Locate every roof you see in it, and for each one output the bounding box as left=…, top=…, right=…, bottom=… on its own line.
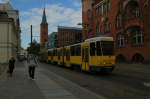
left=41, top=8, right=47, bottom=24
left=58, top=26, right=82, bottom=30
left=85, top=36, right=114, bottom=42
left=0, top=2, right=14, bottom=11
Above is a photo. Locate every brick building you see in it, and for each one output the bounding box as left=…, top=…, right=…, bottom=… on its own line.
left=40, top=8, right=48, bottom=48
left=57, top=26, right=82, bottom=47
left=82, top=0, right=150, bottom=63
left=81, top=0, right=94, bottom=39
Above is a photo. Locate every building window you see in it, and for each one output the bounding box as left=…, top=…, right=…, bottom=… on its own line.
left=107, top=0, right=111, bottom=11
left=103, top=2, right=107, bottom=15
left=125, top=1, right=141, bottom=20
left=131, top=29, right=144, bottom=46
left=104, top=20, right=111, bottom=33
left=116, top=14, right=122, bottom=29
left=117, top=34, right=126, bottom=47
left=99, top=6, right=102, bottom=15
left=134, top=7, right=140, bottom=17
left=95, top=0, right=110, bottom=16
left=96, top=22, right=100, bottom=35
left=95, top=8, right=98, bottom=17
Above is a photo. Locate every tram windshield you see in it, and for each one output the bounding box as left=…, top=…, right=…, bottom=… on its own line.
left=96, top=41, right=114, bottom=56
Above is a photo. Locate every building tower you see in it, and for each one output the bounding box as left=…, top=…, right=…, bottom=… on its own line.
left=40, top=8, right=48, bottom=48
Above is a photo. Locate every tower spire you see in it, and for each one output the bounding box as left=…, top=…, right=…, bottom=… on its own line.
left=41, top=8, right=47, bottom=24
left=40, top=7, right=48, bottom=48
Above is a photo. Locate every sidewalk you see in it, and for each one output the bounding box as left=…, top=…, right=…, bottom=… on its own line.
left=0, top=61, right=106, bottom=99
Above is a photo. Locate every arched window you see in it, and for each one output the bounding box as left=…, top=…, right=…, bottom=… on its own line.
left=124, top=1, right=141, bottom=20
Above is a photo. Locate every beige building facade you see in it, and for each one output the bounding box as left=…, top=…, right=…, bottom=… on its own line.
left=0, top=2, right=21, bottom=63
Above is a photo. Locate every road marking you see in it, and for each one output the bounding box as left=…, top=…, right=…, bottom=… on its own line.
left=144, top=82, right=150, bottom=88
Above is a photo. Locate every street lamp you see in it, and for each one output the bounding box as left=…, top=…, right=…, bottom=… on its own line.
left=77, top=23, right=89, bottom=41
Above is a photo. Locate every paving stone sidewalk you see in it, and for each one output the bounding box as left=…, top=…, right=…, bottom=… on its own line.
left=0, top=61, right=106, bottom=99
left=0, top=61, right=45, bottom=99
left=0, top=61, right=80, bottom=99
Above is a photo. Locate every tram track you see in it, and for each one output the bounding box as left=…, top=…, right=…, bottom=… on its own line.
left=41, top=63, right=150, bottom=99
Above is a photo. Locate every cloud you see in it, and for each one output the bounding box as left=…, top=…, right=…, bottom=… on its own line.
left=20, top=3, right=82, bottom=48
left=0, top=0, right=9, bottom=3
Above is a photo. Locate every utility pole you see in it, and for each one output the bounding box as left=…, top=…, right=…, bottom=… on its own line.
left=30, top=25, right=33, bottom=54
left=31, top=25, right=32, bottom=45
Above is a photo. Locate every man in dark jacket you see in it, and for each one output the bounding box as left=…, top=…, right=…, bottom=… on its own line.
left=8, top=57, right=15, bottom=77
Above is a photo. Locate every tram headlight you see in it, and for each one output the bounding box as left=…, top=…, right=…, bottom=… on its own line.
left=103, top=62, right=106, bottom=64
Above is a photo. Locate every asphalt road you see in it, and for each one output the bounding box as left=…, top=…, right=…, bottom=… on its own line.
left=41, top=63, right=150, bottom=99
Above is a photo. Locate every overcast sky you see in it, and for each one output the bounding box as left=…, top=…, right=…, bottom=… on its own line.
left=0, top=0, right=82, bottom=48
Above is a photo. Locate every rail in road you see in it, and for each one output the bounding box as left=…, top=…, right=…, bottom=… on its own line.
left=41, top=63, right=150, bottom=99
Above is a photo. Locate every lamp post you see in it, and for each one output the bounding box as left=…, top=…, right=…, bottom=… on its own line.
left=77, top=23, right=89, bottom=41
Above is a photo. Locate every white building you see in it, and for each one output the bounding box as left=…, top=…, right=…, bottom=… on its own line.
left=0, top=2, right=21, bottom=63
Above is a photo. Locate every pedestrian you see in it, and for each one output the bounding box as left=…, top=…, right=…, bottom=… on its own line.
left=8, top=57, right=16, bottom=77
left=27, top=54, right=38, bottom=80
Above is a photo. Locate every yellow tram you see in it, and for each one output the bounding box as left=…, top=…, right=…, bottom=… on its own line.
left=47, top=36, right=115, bottom=72
left=81, top=37, right=115, bottom=72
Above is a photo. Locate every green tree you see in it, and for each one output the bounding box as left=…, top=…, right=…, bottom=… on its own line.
left=27, top=40, right=40, bottom=55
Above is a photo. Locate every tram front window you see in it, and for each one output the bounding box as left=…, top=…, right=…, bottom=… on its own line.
left=101, top=41, right=114, bottom=56
left=96, top=41, right=102, bottom=56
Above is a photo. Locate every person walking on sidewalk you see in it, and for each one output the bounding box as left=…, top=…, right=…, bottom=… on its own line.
left=27, top=54, right=38, bottom=80
left=8, top=57, right=16, bottom=77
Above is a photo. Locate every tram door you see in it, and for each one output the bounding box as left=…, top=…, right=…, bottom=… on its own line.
left=82, top=47, right=89, bottom=71
left=66, top=49, right=70, bottom=67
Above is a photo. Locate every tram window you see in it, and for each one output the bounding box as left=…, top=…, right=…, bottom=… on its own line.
left=63, top=49, right=66, bottom=56
left=54, top=50, right=57, bottom=56
left=60, top=50, right=62, bottom=56
left=54, top=50, right=56, bottom=56
left=96, top=41, right=102, bottom=56
left=101, top=41, right=114, bottom=55
left=58, top=51, right=60, bottom=59
left=71, top=46, right=75, bottom=56
left=75, top=45, right=81, bottom=56
left=53, top=50, right=55, bottom=56
left=48, top=51, right=51, bottom=56
left=90, top=43, right=95, bottom=56
left=66, top=50, right=70, bottom=60
left=82, top=49, right=84, bottom=60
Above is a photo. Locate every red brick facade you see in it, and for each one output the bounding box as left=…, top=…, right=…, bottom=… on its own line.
left=40, top=24, right=48, bottom=47
left=57, top=26, right=82, bottom=47
left=82, top=0, right=150, bottom=63
left=81, top=0, right=94, bottom=39
left=40, top=8, right=48, bottom=48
